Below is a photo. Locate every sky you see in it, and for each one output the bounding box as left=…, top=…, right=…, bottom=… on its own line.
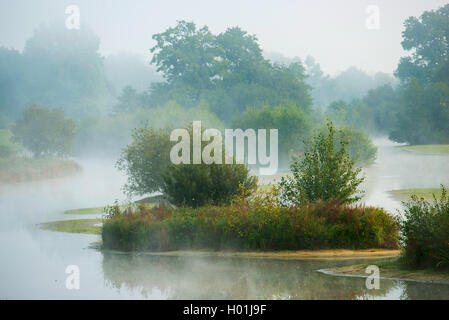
left=0, top=0, right=448, bottom=75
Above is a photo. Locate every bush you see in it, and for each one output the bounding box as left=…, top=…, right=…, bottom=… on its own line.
left=162, top=163, right=257, bottom=207
left=118, top=121, right=256, bottom=206
left=278, top=120, right=365, bottom=206
left=117, top=126, right=172, bottom=196
left=102, top=196, right=399, bottom=251
left=231, top=104, right=313, bottom=168
left=400, top=186, right=449, bottom=269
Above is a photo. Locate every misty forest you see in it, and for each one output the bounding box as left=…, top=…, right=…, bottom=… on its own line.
left=1, top=1, right=449, bottom=300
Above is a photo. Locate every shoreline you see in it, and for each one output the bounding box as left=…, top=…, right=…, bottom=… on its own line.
left=99, top=248, right=400, bottom=261
left=39, top=219, right=401, bottom=261
left=320, top=262, right=449, bottom=284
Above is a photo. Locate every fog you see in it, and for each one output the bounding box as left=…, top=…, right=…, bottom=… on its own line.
left=1, top=144, right=449, bottom=299
left=1, top=0, right=448, bottom=74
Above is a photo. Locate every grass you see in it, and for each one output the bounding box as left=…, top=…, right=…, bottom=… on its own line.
left=40, top=219, right=101, bottom=235
left=388, top=188, right=443, bottom=201
left=102, top=200, right=399, bottom=252
left=322, top=259, right=449, bottom=284
left=398, top=144, right=449, bottom=154
left=65, top=203, right=155, bottom=215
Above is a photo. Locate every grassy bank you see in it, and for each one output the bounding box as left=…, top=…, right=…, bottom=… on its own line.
left=102, top=201, right=399, bottom=252
left=388, top=188, right=443, bottom=201
left=40, top=219, right=101, bottom=234
left=321, top=259, right=449, bottom=284
left=0, top=157, right=81, bottom=184
left=64, top=200, right=159, bottom=215
left=398, top=144, right=449, bottom=154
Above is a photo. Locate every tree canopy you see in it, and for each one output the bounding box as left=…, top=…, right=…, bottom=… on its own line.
left=148, top=21, right=312, bottom=123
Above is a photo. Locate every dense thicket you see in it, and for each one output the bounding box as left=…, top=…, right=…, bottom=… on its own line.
left=102, top=200, right=399, bottom=251
left=400, top=186, right=449, bottom=269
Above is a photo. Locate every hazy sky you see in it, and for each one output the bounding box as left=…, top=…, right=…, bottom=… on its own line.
left=0, top=0, right=448, bottom=75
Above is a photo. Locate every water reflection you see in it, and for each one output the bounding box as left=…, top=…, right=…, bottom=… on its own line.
left=102, top=253, right=449, bottom=300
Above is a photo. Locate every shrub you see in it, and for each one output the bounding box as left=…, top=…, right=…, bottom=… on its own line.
left=162, top=162, right=257, bottom=207
left=278, top=119, right=365, bottom=206
left=102, top=197, right=399, bottom=252
left=400, top=186, right=449, bottom=269
left=118, top=122, right=256, bottom=207
left=116, top=126, right=172, bottom=196
left=231, top=104, right=313, bottom=168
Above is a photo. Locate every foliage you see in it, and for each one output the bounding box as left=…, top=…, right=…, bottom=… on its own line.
left=11, top=105, right=76, bottom=158
left=102, top=197, right=399, bottom=251
left=400, top=186, right=449, bottom=269
left=163, top=163, right=257, bottom=207
left=278, top=120, right=365, bottom=206
left=390, top=4, right=449, bottom=145
left=113, top=86, right=142, bottom=114
left=326, top=83, right=399, bottom=135
left=75, top=100, right=224, bottom=157
left=116, top=126, right=172, bottom=196
left=117, top=117, right=256, bottom=207
left=390, top=79, right=449, bottom=144
left=396, top=4, right=449, bottom=84
left=231, top=104, right=313, bottom=167
left=326, top=99, right=375, bottom=133
left=362, top=84, right=399, bottom=134
left=270, top=54, right=395, bottom=111
left=0, top=47, right=27, bottom=119
left=338, top=126, right=377, bottom=165
left=0, top=23, right=113, bottom=119
left=0, top=129, right=22, bottom=158
left=148, top=21, right=312, bottom=123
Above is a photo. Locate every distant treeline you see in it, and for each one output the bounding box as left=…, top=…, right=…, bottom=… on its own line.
left=2, top=5, right=449, bottom=158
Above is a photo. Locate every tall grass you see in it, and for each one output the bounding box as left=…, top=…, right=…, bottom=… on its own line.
left=102, top=197, right=399, bottom=252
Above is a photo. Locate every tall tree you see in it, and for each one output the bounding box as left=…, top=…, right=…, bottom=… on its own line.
left=148, top=21, right=312, bottom=123
left=396, top=4, right=449, bottom=84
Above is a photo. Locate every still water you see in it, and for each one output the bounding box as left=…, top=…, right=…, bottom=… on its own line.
left=1, top=140, right=449, bottom=299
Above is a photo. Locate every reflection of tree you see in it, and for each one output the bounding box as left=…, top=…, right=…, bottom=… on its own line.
left=101, top=253, right=397, bottom=299
left=401, top=281, right=449, bottom=300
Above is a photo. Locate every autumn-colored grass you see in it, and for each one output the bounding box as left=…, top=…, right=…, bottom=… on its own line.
left=102, top=200, right=399, bottom=252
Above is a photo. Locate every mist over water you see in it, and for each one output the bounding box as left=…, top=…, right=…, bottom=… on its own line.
left=1, top=0, right=449, bottom=303
left=363, top=137, right=449, bottom=213
left=1, top=142, right=449, bottom=299
left=0, top=158, right=132, bottom=299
